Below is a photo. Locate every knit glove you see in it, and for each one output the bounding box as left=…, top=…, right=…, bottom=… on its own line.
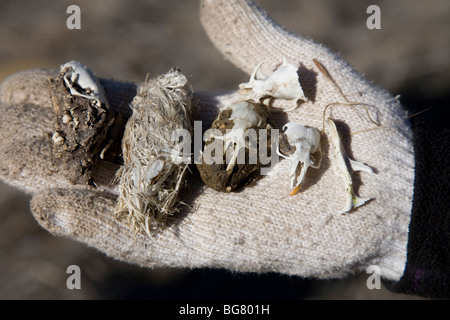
left=0, top=0, right=416, bottom=286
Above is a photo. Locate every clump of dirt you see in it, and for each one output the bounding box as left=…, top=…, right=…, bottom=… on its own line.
left=48, top=71, right=122, bottom=184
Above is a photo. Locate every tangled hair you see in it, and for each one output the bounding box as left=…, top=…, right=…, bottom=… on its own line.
left=114, top=69, right=192, bottom=236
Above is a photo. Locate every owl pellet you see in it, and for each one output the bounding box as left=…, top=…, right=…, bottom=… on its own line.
left=114, top=69, right=192, bottom=235
left=196, top=100, right=272, bottom=192
left=49, top=60, right=120, bottom=184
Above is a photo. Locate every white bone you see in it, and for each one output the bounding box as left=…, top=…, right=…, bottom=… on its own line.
left=62, top=114, right=72, bottom=124
left=144, top=159, right=164, bottom=182
left=51, top=132, right=64, bottom=145
left=60, top=60, right=107, bottom=108
left=207, top=101, right=260, bottom=173
left=129, top=159, right=164, bottom=194
left=276, top=122, right=321, bottom=190
left=249, top=62, right=268, bottom=81
left=325, top=118, right=373, bottom=214
left=239, top=58, right=308, bottom=105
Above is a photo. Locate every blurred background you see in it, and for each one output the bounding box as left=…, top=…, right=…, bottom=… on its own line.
left=0, top=0, right=448, bottom=299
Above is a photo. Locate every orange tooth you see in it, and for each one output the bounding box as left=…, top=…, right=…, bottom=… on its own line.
left=290, top=185, right=301, bottom=196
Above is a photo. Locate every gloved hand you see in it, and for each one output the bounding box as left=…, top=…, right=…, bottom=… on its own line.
left=0, top=0, right=414, bottom=284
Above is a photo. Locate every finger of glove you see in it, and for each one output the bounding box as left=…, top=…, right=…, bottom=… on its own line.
left=0, top=136, right=69, bottom=194
left=0, top=68, right=56, bottom=108
left=0, top=125, right=118, bottom=194
left=30, top=186, right=383, bottom=276
left=0, top=126, right=117, bottom=197
left=0, top=102, right=53, bottom=143
left=0, top=111, right=119, bottom=196
left=30, top=187, right=240, bottom=270
left=30, top=188, right=152, bottom=265
left=200, top=0, right=340, bottom=75
left=0, top=70, right=59, bottom=192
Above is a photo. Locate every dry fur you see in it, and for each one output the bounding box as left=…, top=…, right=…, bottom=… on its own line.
left=114, top=69, right=192, bottom=236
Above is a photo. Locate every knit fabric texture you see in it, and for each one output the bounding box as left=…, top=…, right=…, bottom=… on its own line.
left=0, top=0, right=414, bottom=282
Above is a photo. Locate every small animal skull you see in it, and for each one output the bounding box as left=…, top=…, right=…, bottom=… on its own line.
left=60, top=60, right=107, bottom=108
left=197, top=100, right=272, bottom=192
left=208, top=101, right=262, bottom=173
left=277, top=122, right=322, bottom=195
left=239, top=57, right=308, bottom=107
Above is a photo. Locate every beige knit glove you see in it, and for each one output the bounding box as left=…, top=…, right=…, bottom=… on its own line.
left=0, top=0, right=413, bottom=281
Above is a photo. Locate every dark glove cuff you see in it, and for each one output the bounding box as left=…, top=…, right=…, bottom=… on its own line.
left=389, top=113, right=450, bottom=299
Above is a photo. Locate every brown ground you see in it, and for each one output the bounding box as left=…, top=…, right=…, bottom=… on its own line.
left=1, top=0, right=448, bottom=299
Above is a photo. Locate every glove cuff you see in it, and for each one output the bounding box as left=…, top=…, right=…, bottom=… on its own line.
left=376, top=239, right=408, bottom=282
left=389, top=117, right=450, bottom=299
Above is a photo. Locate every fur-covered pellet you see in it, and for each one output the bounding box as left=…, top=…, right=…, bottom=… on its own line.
left=114, top=69, right=193, bottom=236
